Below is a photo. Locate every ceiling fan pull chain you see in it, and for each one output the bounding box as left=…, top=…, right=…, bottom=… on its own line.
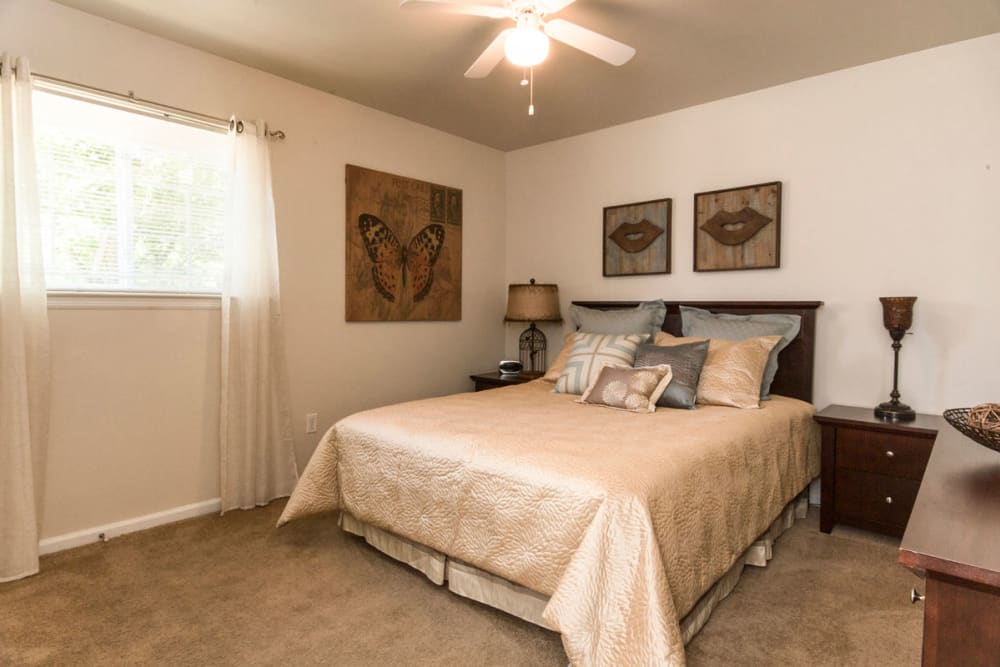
left=521, top=68, right=529, bottom=86
left=528, top=66, right=535, bottom=116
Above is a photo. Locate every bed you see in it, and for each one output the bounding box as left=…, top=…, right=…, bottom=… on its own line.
left=279, top=300, right=823, bottom=666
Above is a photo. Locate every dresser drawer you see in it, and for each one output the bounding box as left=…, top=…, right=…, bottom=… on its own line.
left=834, top=468, right=920, bottom=530
left=835, top=428, right=932, bottom=480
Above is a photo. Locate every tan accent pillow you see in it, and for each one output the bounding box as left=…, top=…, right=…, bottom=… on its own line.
left=578, top=364, right=673, bottom=413
left=696, top=336, right=782, bottom=408
left=655, top=332, right=708, bottom=346
left=542, top=332, right=576, bottom=382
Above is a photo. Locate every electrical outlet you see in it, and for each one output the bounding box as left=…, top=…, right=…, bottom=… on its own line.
left=306, top=412, right=318, bottom=434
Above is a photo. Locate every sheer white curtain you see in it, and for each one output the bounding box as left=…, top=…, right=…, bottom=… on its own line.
left=0, top=55, right=50, bottom=583
left=220, top=118, right=297, bottom=512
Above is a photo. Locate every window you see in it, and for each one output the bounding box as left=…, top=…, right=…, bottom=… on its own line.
left=33, top=91, right=229, bottom=293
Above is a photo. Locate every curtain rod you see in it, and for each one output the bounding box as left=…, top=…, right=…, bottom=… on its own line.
left=2, top=64, right=285, bottom=140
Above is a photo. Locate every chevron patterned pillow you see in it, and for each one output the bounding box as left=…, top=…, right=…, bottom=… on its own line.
left=554, top=332, right=645, bottom=395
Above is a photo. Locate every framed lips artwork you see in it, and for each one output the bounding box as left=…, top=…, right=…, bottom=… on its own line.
left=603, top=198, right=672, bottom=277
left=693, top=181, right=781, bottom=272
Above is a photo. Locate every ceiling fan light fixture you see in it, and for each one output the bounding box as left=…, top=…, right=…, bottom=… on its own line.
left=504, top=16, right=549, bottom=67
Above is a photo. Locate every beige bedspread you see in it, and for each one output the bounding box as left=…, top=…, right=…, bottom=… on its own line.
left=278, top=381, right=819, bottom=666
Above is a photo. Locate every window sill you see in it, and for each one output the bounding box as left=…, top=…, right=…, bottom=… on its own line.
left=47, top=291, right=221, bottom=310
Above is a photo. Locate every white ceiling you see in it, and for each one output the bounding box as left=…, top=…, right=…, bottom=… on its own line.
left=54, top=0, right=1000, bottom=150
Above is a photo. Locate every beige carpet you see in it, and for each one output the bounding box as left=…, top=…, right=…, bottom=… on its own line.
left=0, top=503, right=921, bottom=666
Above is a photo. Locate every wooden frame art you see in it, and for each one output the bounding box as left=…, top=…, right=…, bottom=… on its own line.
left=603, top=198, right=672, bottom=277
left=345, top=164, right=462, bottom=321
left=693, top=181, right=781, bottom=272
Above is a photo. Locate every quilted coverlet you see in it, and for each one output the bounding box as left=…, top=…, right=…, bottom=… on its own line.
left=278, top=381, right=819, bottom=666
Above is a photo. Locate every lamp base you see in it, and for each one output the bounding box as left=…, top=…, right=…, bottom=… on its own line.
left=518, top=322, right=547, bottom=373
left=874, top=401, right=916, bottom=422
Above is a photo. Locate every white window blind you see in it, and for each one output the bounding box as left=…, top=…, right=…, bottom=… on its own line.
left=33, top=91, right=229, bottom=293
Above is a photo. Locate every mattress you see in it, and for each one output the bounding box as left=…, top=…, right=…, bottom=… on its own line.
left=279, top=380, right=819, bottom=666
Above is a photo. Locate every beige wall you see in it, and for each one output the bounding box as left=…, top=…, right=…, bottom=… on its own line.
left=2, top=0, right=507, bottom=539
left=45, top=302, right=221, bottom=537
left=505, top=33, right=1000, bottom=415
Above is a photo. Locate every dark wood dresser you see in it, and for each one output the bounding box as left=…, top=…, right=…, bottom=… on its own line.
left=899, top=424, right=1000, bottom=665
left=814, top=405, right=942, bottom=537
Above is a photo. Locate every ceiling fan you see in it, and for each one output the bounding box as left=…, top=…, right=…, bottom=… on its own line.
left=400, top=0, right=636, bottom=114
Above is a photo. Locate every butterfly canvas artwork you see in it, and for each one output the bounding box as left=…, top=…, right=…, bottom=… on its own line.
left=346, top=165, right=462, bottom=321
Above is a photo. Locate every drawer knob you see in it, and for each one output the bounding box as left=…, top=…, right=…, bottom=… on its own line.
left=885, top=496, right=893, bottom=504
left=886, top=450, right=895, bottom=458
left=911, top=588, right=924, bottom=604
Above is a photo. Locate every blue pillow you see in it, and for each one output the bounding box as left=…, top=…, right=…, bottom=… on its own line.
left=569, top=300, right=666, bottom=340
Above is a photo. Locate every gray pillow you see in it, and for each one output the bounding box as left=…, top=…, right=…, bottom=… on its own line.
left=680, top=306, right=800, bottom=399
left=569, top=300, right=666, bottom=339
left=634, top=341, right=709, bottom=409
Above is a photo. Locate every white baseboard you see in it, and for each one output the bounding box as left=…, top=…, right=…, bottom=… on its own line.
left=38, top=498, right=221, bottom=556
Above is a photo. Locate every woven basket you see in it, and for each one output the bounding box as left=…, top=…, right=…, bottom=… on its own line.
left=943, top=405, right=1000, bottom=453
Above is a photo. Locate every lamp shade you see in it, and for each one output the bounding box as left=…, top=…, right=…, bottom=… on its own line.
left=505, top=27, right=549, bottom=67
left=879, top=296, right=917, bottom=333
left=504, top=13, right=549, bottom=68
left=504, top=280, right=561, bottom=323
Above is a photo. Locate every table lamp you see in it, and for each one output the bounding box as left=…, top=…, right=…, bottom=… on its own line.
left=504, top=279, right=561, bottom=373
left=874, top=296, right=917, bottom=422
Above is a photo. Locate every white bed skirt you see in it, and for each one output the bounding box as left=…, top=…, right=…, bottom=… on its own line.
left=340, top=492, right=810, bottom=642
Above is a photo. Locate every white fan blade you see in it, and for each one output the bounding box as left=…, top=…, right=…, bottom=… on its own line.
left=465, top=28, right=513, bottom=78
left=544, top=18, right=636, bottom=66
left=538, top=0, right=576, bottom=13
left=399, top=0, right=509, bottom=19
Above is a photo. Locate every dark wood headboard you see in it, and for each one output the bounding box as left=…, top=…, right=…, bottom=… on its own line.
left=571, top=300, right=823, bottom=403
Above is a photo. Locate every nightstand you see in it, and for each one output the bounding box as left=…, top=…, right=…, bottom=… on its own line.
left=469, top=371, right=544, bottom=392
left=814, top=405, right=942, bottom=537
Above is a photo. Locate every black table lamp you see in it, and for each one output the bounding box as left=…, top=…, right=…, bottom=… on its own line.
left=874, top=296, right=917, bottom=422
left=504, top=279, right=561, bottom=373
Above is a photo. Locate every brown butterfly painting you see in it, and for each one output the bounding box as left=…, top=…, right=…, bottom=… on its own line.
left=359, top=214, right=445, bottom=304
left=346, top=164, right=461, bottom=321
